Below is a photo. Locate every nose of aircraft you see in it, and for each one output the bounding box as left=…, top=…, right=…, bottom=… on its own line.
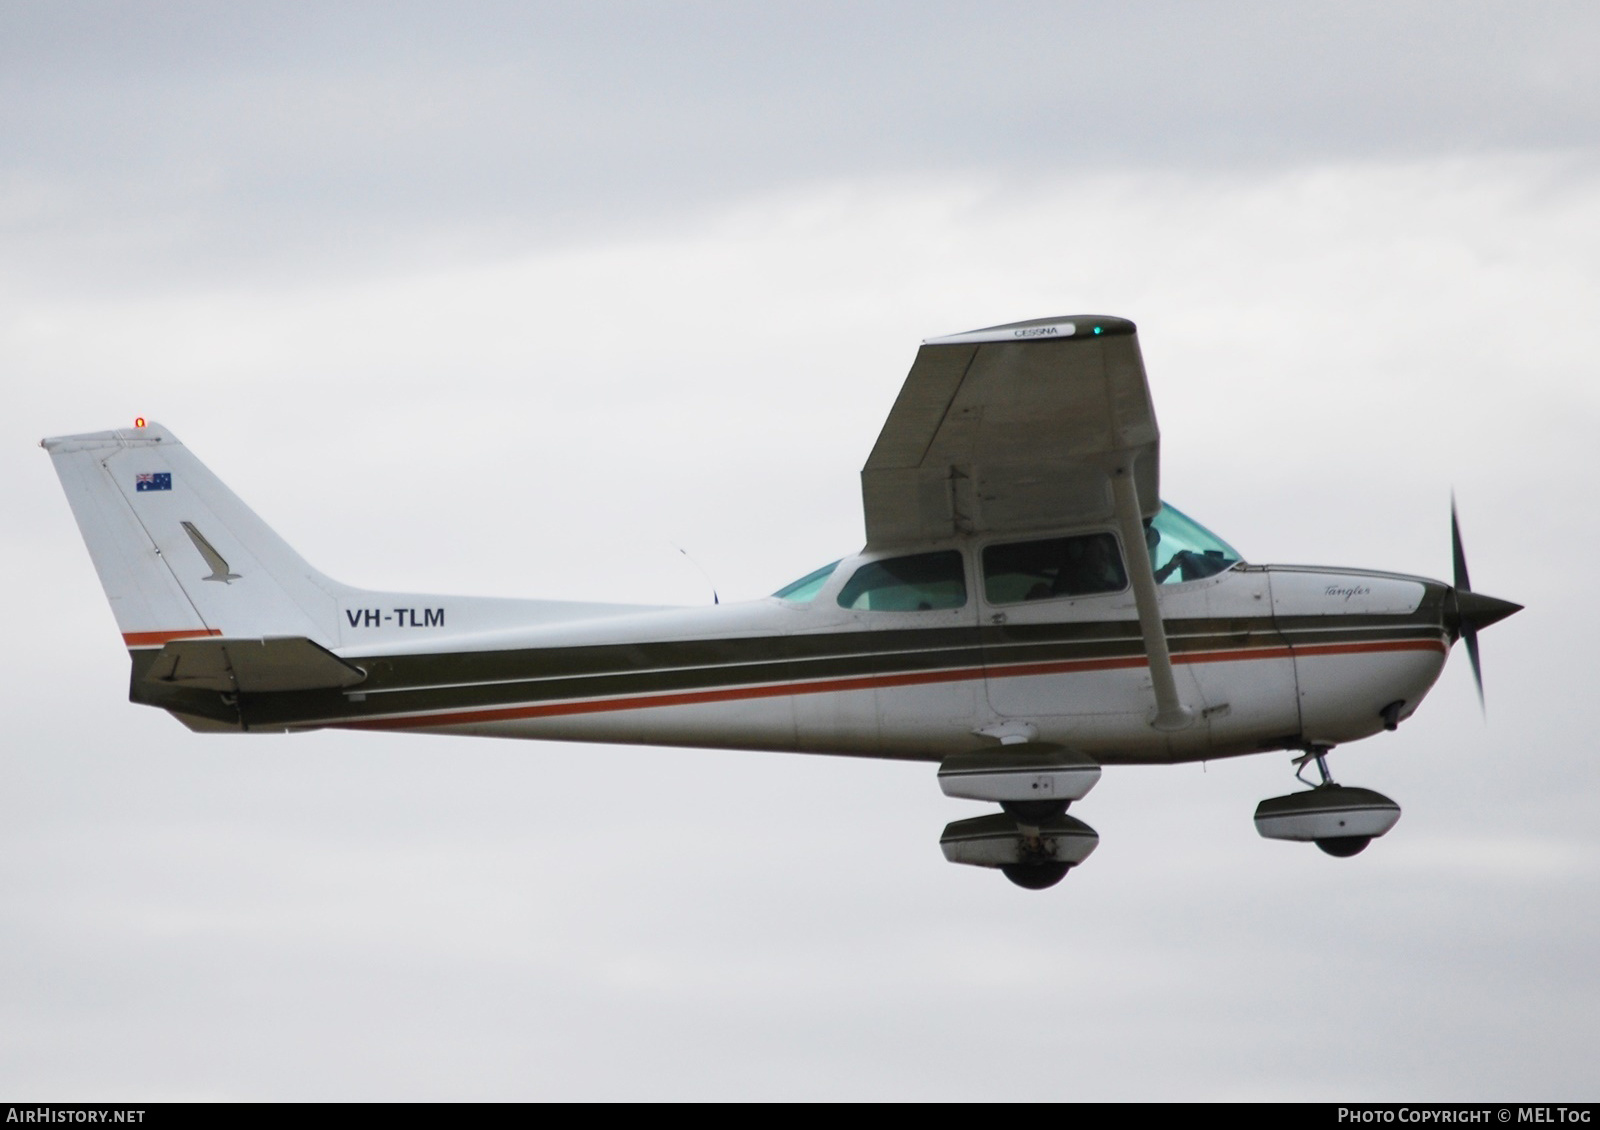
left=1439, top=585, right=1520, bottom=713
left=1452, top=589, right=1523, bottom=635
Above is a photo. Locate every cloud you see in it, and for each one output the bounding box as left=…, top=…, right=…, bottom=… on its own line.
left=5, top=1, right=1599, bottom=291
left=4, top=9, right=1599, bottom=1097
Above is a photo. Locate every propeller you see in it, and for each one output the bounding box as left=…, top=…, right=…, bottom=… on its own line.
left=1449, top=494, right=1522, bottom=712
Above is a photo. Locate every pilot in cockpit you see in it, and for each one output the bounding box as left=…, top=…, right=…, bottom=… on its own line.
left=1050, top=534, right=1126, bottom=596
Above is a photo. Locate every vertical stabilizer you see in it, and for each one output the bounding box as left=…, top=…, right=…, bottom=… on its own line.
left=42, top=422, right=346, bottom=649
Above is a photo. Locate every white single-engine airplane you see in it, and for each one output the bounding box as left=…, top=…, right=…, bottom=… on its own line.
left=44, top=315, right=1520, bottom=889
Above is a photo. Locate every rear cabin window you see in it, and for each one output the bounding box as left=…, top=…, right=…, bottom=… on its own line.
left=982, top=533, right=1128, bottom=604
left=773, top=560, right=841, bottom=603
left=837, top=551, right=967, bottom=612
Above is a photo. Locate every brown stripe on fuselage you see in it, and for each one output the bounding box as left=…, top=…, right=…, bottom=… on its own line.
left=326, top=632, right=1447, bottom=733
left=985, top=636, right=1446, bottom=683
left=338, top=661, right=993, bottom=731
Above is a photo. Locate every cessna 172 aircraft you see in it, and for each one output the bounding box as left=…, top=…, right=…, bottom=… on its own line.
left=43, top=315, right=1520, bottom=889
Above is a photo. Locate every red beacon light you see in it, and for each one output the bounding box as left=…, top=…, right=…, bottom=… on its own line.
left=134, top=417, right=146, bottom=428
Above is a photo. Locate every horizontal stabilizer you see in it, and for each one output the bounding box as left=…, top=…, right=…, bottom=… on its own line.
left=144, top=636, right=367, bottom=693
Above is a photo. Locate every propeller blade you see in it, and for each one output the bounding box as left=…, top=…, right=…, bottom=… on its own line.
left=1448, top=496, right=1522, bottom=716
left=1463, top=622, right=1484, bottom=711
left=1450, top=492, right=1472, bottom=594
left=1451, top=492, right=1484, bottom=713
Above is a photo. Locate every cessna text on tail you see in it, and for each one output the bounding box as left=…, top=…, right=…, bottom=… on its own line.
left=43, top=315, right=1519, bottom=889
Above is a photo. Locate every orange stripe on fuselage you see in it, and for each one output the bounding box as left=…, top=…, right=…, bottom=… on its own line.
left=995, top=637, right=1447, bottom=682
left=123, top=628, right=222, bottom=647
left=1277, top=639, right=1449, bottom=659
left=334, top=635, right=1447, bottom=733
left=340, top=663, right=992, bottom=731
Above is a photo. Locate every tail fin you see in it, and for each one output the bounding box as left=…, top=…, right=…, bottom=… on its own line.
left=42, top=422, right=346, bottom=649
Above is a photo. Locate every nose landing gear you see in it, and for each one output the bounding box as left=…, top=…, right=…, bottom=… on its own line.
left=1253, top=747, right=1401, bottom=858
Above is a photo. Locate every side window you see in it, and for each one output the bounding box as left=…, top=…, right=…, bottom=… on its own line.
left=982, top=533, right=1127, bottom=604
left=837, top=551, right=967, bottom=612
left=773, top=560, right=841, bottom=603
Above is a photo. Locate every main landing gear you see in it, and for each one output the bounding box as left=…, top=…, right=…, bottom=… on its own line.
left=1253, top=747, right=1401, bottom=858
left=937, top=743, right=1403, bottom=887
left=937, top=745, right=1102, bottom=890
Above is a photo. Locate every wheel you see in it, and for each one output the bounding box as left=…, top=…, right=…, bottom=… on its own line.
left=1315, top=836, right=1372, bottom=858
left=1000, top=862, right=1071, bottom=889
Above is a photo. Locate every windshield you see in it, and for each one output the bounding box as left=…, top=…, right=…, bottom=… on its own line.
left=1147, top=503, right=1242, bottom=584
left=773, top=560, right=841, bottom=602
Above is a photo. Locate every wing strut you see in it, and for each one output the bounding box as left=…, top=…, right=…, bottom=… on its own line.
left=1110, top=465, right=1193, bottom=731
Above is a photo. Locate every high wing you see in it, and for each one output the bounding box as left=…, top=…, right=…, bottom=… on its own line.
left=861, top=315, right=1159, bottom=548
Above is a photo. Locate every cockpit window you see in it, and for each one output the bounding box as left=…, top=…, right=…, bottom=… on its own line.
left=773, top=560, right=841, bottom=603
left=1147, top=503, right=1243, bottom=585
left=983, top=533, right=1127, bottom=604
left=837, top=551, right=967, bottom=612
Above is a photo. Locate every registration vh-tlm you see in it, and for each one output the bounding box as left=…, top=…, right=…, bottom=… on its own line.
left=43, top=315, right=1520, bottom=890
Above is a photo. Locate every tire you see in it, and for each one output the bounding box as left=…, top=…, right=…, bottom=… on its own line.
left=1315, top=836, right=1372, bottom=858
left=1000, top=863, right=1071, bottom=889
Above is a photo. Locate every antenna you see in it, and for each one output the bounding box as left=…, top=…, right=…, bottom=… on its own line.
left=672, top=543, right=720, bottom=605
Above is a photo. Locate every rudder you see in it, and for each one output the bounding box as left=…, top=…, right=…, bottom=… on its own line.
left=42, top=422, right=346, bottom=650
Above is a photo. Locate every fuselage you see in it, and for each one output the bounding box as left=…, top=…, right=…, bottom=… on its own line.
left=129, top=534, right=1458, bottom=767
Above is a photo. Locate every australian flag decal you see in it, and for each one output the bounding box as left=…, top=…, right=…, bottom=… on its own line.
left=135, top=472, right=172, bottom=492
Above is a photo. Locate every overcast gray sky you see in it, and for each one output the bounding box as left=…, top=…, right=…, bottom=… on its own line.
left=4, top=1, right=1598, bottom=1100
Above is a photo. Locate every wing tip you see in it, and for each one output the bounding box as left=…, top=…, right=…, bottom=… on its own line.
left=923, top=315, right=1136, bottom=347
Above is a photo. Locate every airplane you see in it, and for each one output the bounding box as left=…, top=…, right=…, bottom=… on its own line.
left=41, top=314, right=1521, bottom=890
